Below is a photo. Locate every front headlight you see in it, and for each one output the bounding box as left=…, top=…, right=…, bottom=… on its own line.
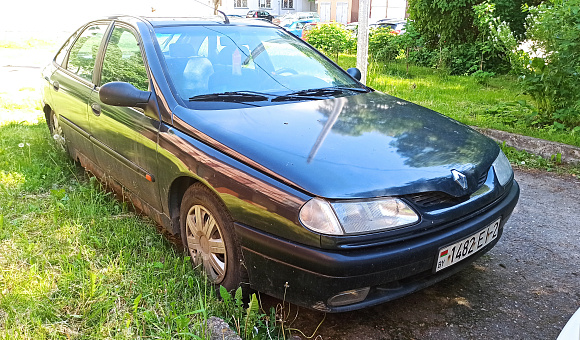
left=492, top=150, right=513, bottom=186
left=299, top=197, right=419, bottom=235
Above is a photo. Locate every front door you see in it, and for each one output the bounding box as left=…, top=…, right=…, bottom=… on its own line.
left=88, top=23, right=162, bottom=211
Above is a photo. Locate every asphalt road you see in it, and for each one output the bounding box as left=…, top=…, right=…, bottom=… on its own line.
left=263, top=169, right=580, bottom=340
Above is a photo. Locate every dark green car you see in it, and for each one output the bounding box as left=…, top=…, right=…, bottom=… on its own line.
left=41, top=15, right=519, bottom=312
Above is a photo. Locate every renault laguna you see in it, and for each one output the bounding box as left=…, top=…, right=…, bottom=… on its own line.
left=41, top=15, right=519, bottom=312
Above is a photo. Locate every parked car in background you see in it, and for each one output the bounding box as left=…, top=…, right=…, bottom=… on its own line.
left=42, top=14, right=519, bottom=313
left=277, top=11, right=320, bottom=26
left=347, top=19, right=407, bottom=36
left=558, top=307, right=580, bottom=340
left=283, top=18, right=319, bottom=37
left=246, top=10, right=274, bottom=22
left=376, top=18, right=407, bottom=34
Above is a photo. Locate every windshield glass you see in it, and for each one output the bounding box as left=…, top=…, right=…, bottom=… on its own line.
left=154, top=25, right=363, bottom=107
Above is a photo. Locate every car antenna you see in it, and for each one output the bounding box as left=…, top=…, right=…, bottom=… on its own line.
left=191, top=0, right=230, bottom=24
left=217, top=10, right=230, bottom=24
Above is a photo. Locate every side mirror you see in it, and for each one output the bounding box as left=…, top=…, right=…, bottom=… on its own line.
left=99, top=82, right=151, bottom=109
left=347, top=67, right=362, bottom=81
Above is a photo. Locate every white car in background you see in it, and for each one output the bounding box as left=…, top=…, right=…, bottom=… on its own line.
left=558, top=308, right=580, bottom=340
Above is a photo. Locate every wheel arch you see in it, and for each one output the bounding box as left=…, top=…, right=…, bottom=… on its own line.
left=43, top=104, right=53, bottom=128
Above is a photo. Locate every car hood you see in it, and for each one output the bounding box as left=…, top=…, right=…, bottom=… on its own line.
left=174, top=91, right=499, bottom=199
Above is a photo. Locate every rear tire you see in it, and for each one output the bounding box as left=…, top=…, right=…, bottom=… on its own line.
left=48, top=110, right=67, bottom=152
left=180, top=183, right=246, bottom=291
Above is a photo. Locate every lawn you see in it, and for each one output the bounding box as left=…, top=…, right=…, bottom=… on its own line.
left=0, top=116, right=226, bottom=338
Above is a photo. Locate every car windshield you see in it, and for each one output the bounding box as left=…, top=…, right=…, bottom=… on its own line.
left=154, top=25, right=363, bottom=107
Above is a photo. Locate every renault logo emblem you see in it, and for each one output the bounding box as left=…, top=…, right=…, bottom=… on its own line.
left=451, top=170, right=468, bottom=190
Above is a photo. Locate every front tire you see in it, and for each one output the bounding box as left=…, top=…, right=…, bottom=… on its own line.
left=180, top=183, right=245, bottom=291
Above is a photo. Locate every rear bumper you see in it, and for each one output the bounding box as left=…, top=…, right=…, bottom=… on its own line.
left=237, top=180, right=520, bottom=312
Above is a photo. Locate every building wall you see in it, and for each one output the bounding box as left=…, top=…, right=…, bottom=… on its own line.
left=370, top=0, right=407, bottom=20
left=317, top=0, right=355, bottom=24
left=220, top=0, right=315, bottom=16
left=318, top=0, right=405, bottom=24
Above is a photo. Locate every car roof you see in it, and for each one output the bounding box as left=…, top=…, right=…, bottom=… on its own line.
left=104, top=14, right=276, bottom=28
left=376, top=18, right=406, bottom=24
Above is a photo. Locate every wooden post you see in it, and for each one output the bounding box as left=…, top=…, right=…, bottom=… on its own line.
left=356, top=0, right=370, bottom=85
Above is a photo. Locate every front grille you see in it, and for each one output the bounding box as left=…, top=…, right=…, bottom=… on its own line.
left=403, top=169, right=489, bottom=208
left=404, top=191, right=468, bottom=208
left=477, top=171, right=488, bottom=188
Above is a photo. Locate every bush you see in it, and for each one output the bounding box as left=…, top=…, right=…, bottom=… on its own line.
left=523, top=0, right=580, bottom=130
left=303, top=23, right=354, bottom=62
left=368, top=27, right=400, bottom=62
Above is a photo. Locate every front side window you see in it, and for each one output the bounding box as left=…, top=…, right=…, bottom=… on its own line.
left=66, top=24, right=108, bottom=82
left=282, top=0, right=294, bottom=9
left=154, top=25, right=363, bottom=108
left=100, top=26, right=149, bottom=91
left=234, top=0, right=247, bottom=8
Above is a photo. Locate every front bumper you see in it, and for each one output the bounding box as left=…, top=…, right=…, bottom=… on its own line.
left=236, top=180, right=520, bottom=312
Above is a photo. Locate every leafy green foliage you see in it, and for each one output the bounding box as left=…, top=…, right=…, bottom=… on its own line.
left=406, top=0, right=539, bottom=75
left=368, top=28, right=400, bottom=62
left=472, top=70, right=496, bottom=85
left=522, top=0, right=580, bottom=130
left=303, top=23, right=354, bottom=62
left=407, top=0, right=481, bottom=46
left=218, top=287, right=279, bottom=339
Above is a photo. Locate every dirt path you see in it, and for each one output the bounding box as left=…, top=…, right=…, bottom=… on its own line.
left=262, top=169, right=580, bottom=340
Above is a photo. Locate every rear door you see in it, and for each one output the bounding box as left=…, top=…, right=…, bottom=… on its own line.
left=50, top=22, right=110, bottom=161
left=88, top=22, right=162, bottom=211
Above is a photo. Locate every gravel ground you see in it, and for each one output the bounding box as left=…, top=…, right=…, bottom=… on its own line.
left=262, top=169, right=580, bottom=340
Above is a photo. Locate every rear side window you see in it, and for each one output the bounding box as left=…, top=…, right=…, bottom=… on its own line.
left=66, top=24, right=108, bottom=82
left=54, top=29, right=81, bottom=66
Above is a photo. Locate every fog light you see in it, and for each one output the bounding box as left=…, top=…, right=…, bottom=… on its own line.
left=327, top=287, right=370, bottom=307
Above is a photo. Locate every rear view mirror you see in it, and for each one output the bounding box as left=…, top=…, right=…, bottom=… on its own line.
left=347, top=67, right=362, bottom=81
left=99, top=82, right=151, bottom=109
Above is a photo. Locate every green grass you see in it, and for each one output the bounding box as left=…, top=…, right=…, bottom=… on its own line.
left=337, top=55, right=580, bottom=148
left=0, top=38, right=56, bottom=50
left=0, top=115, right=288, bottom=339
left=0, top=117, right=210, bottom=338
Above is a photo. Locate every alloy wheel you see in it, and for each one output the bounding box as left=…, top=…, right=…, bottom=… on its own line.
left=185, top=204, right=227, bottom=283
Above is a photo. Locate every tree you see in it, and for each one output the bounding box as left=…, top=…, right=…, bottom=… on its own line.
left=407, top=0, right=481, bottom=47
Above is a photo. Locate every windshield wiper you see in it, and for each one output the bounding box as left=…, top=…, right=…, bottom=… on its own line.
left=271, top=86, right=368, bottom=102
left=189, top=91, right=270, bottom=102
left=334, top=86, right=369, bottom=93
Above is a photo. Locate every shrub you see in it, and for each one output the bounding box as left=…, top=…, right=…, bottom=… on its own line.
left=368, top=27, right=400, bottom=63
left=304, top=23, right=354, bottom=62
left=523, top=0, right=580, bottom=130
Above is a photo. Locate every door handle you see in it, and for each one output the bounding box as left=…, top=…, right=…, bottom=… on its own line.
left=91, top=102, right=101, bottom=116
left=52, top=80, right=60, bottom=92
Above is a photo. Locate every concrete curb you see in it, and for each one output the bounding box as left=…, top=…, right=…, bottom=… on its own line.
left=473, top=127, right=580, bottom=165
left=206, top=317, right=241, bottom=340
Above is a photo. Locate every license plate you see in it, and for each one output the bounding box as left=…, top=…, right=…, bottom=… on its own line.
left=435, top=218, right=501, bottom=272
